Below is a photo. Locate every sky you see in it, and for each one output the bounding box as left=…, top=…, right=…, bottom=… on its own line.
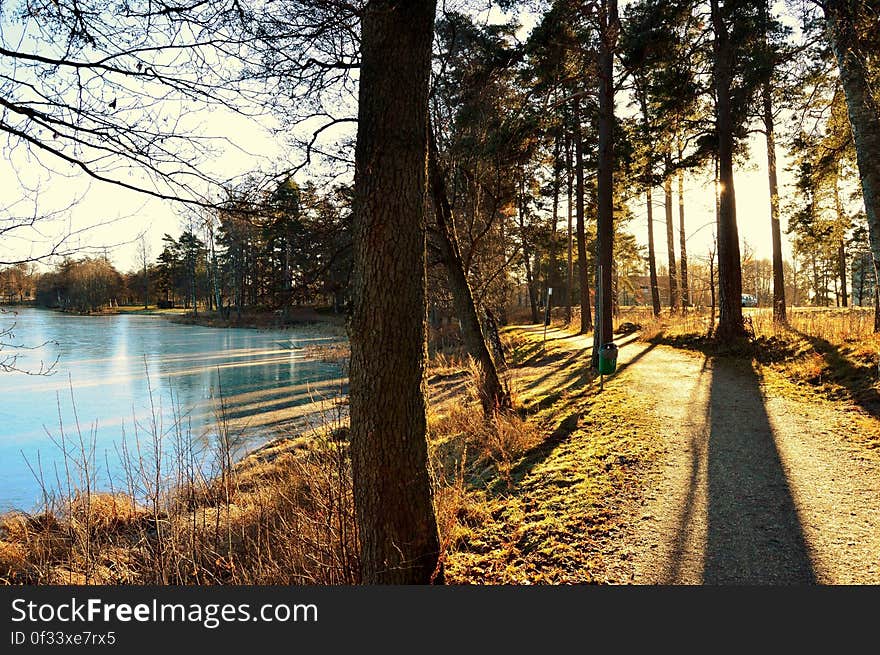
left=0, top=2, right=824, bottom=275
left=0, top=107, right=284, bottom=271
left=630, top=135, right=797, bottom=267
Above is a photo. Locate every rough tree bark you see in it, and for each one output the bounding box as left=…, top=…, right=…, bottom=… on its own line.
left=549, top=132, right=562, bottom=317
left=592, top=0, right=617, bottom=369
left=711, top=0, right=745, bottom=340
left=574, top=97, right=592, bottom=334
left=566, top=133, right=574, bottom=324
left=709, top=244, right=717, bottom=333
left=678, top=168, right=690, bottom=310
left=763, top=80, right=787, bottom=324
left=833, top=172, right=849, bottom=308
left=664, top=170, right=679, bottom=312
left=349, top=0, right=442, bottom=585
left=823, top=0, right=880, bottom=331
left=427, top=128, right=509, bottom=414
left=646, top=186, right=661, bottom=316
left=519, top=176, right=540, bottom=324
left=838, top=239, right=849, bottom=308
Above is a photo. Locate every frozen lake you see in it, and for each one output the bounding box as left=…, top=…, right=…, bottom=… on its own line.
left=0, top=308, right=344, bottom=511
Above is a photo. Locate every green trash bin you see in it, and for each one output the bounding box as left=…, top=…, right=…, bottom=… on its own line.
left=598, top=343, right=619, bottom=375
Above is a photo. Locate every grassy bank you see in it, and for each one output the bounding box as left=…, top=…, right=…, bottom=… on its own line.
left=3, top=307, right=875, bottom=585
left=36, top=304, right=187, bottom=317
left=441, top=329, right=665, bottom=583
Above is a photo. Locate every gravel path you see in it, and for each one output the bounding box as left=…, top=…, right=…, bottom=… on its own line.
left=604, top=340, right=880, bottom=584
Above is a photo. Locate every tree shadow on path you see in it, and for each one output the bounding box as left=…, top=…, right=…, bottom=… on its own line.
left=662, top=358, right=817, bottom=584
left=703, top=360, right=816, bottom=584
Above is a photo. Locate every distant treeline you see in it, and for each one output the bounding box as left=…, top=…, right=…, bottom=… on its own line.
left=35, top=257, right=124, bottom=312
left=25, top=180, right=352, bottom=314
left=7, top=170, right=876, bottom=317
left=151, top=180, right=351, bottom=316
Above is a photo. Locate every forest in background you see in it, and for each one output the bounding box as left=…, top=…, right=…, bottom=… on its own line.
left=2, top=1, right=878, bottom=326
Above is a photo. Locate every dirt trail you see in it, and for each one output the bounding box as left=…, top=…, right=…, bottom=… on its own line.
left=521, top=326, right=880, bottom=584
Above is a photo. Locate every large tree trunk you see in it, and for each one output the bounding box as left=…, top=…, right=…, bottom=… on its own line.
left=519, top=176, right=541, bottom=324
left=427, top=129, right=509, bottom=414
left=678, top=168, right=690, bottom=310
left=592, top=0, right=617, bottom=369
left=646, top=186, right=661, bottom=316
left=349, top=0, right=442, bottom=585
left=574, top=97, right=592, bottom=334
left=664, top=171, right=679, bottom=312
left=636, top=82, right=660, bottom=317
left=832, top=172, right=849, bottom=308
left=824, top=0, right=880, bottom=331
left=524, top=250, right=540, bottom=324
left=566, top=134, right=574, bottom=324
left=711, top=0, right=745, bottom=340
left=763, top=81, right=787, bottom=324
left=709, top=246, right=717, bottom=333
left=549, top=133, right=562, bottom=312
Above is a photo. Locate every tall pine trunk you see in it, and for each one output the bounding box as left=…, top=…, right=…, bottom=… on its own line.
left=824, top=0, right=880, bottom=331
left=833, top=171, right=849, bottom=308
left=524, top=251, right=540, bottom=323
left=861, top=260, right=867, bottom=305
left=646, top=186, right=661, bottom=316
left=520, top=177, right=540, bottom=324
left=763, top=81, right=787, bottom=324
left=592, top=0, right=617, bottom=369
left=574, top=97, right=592, bottom=334
left=549, top=133, right=562, bottom=314
left=709, top=245, right=717, bottom=333
left=566, top=134, right=574, bottom=324
left=678, top=169, right=689, bottom=310
left=711, top=0, right=745, bottom=340
left=636, top=83, right=660, bottom=317
left=664, top=171, right=679, bottom=312
left=349, top=0, right=442, bottom=585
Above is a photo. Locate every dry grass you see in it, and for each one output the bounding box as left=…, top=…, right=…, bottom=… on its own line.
left=169, top=308, right=347, bottom=329
left=428, top=350, right=472, bottom=376
left=616, top=305, right=876, bottom=344
left=304, top=341, right=350, bottom=366
left=0, top=391, right=359, bottom=585
left=751, top=307, right=876, bottom=343
left=622, top=305, right=880, bottom=420
left=431, top=399, right=540, bottom=492
left=427, top=353, right=543, bottom=560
